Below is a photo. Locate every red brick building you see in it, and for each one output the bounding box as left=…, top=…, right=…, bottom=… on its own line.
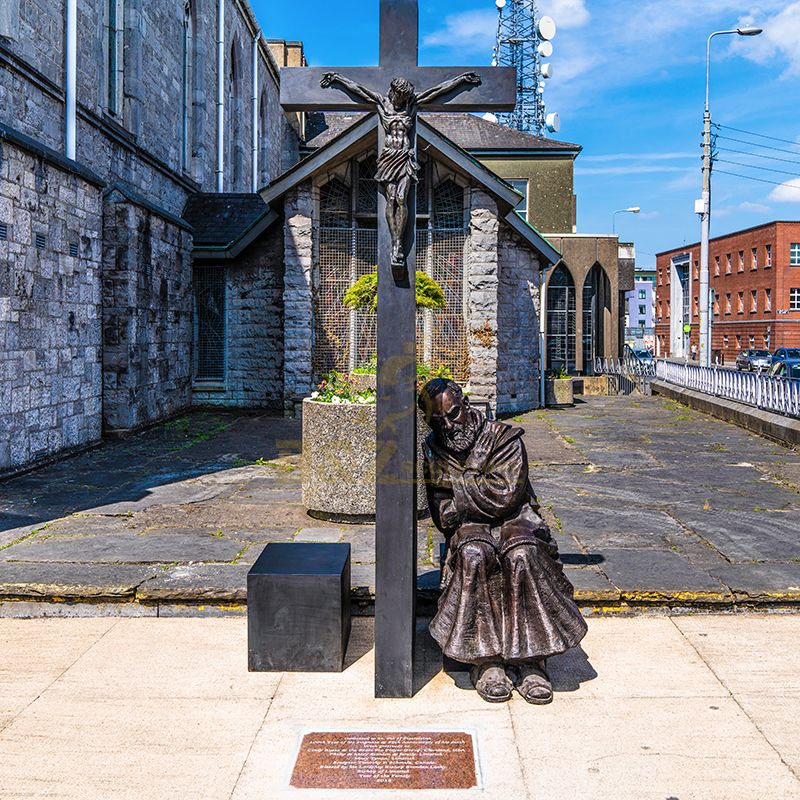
left=655, top=221, right=800, bottom=363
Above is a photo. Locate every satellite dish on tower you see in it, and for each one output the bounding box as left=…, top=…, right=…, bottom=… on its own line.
left=540, top=63, right=552, bottom=78
left=545, top=112, right=560, bottom=132
left=537, top=16, right=556, bottom=40
left=537, top=41, right=553, bottom=57
left=495, top=0, right=506, bottom=8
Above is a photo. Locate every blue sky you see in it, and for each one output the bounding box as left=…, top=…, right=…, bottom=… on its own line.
left=252, top=0, right=800, bottom=268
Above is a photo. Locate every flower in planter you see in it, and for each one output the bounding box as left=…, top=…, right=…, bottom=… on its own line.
left=310, top=370, right=376, bottom=404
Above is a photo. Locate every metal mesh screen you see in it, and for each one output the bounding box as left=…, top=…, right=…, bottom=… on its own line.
left=193, top=266, right=226, bottom=381
left=313, top=227, right=469, bottom=382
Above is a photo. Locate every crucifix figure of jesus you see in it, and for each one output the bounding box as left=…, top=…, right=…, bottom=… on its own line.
left=319, top=71, right=482, bottom=266
left=281, top=0, right=516, bottom=699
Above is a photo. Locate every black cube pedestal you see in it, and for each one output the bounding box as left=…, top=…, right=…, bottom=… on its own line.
left=247, top=543, right=351, bottom=672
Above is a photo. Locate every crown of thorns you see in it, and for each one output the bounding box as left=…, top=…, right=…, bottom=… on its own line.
left=389, top=78, right=414, bottom=98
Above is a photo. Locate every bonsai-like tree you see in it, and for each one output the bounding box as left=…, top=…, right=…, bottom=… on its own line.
left=343, top=269, right=445, bottom=314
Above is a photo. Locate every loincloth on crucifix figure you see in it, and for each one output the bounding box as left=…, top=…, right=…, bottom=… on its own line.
left=418, top=378, right=588, bottom=704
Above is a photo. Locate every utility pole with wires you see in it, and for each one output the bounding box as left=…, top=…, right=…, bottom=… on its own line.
left=492, top=0, right=559, bottom=136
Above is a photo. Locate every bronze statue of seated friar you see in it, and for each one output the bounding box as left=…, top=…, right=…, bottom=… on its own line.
left=418, top=378, right=587, bottom=703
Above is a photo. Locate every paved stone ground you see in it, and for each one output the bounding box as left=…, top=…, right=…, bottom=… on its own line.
left=1, top=397, right=799, bottom=614
left=0, top=615, right=798, bottom=799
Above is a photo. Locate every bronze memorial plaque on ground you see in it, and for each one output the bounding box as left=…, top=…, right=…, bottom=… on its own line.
left=290, top=731, right=478, bottom=789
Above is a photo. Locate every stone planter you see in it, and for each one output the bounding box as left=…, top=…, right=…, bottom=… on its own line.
left=545, top=377, right=574, bottom=407
left=302, top=398, right=428, bottom=522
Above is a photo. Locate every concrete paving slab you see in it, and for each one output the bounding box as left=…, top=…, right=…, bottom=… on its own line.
left=512, top=695, right=800, bottom=800
left=671, top=509, right=800, bottom=562
left=294, top=526, right=345, bottom=542
left=705, top=562, right=800, bottom=602
left=136, top=564, right=250, bottom=602
left=1, top=531, right=243, bottom=564
left=0, top=618, right=116, bottom=732
left=0, top=563, right=158, bottom=599
left=565, top=567, right=620, bottom=603
left=597, top=548, right=733, bottom=603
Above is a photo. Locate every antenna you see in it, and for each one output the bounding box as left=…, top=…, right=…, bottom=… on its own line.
left=492, top=0, right=559, bottom=136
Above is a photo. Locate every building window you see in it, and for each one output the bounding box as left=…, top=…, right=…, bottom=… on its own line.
left=737, top=291, right=744, bottom=313
left=0, top=222, right=7, bottom=241
left=35, top=233, right=46, bottom=249
left=723, top=335, right=729, bottom=348
left=658, top=269, right=663, bottom=286
left=107, top=0, right=124, bottom=115
left=693, top=298, right=698, bottom=316
left=736, top=334, right=742, bottom=349
left=791, top=243, right=800, bottom=266
left=751, top=247, right=758, bottom=270
left=725, top=253, right=731, bottom=274
left=193, top=266, right=226, bottom=381
left=790, top=288, right=800, bottom=311
left=764, top=333, right=770, bottom=349
left=714, top=255, right=720, bottom=276
left=693, top=260, right=699, bottom=280
left=738, top=250, right=744, bottom=272
left=508, top=179, right=528, bottom=221
left=638, top=304, right=646, bottom=315
left=749, top=335, right=755, bottom=348
left=713, top=298, right=720, bottom=316
left=725, top=293, right=731, bottom=314
left=766, top=244, right=772, bottom=267
left=638, top=289, right=646, bottom=299
left=750, top=289, right=757, bottom=312
left=765, top=288, right=772, bottom=311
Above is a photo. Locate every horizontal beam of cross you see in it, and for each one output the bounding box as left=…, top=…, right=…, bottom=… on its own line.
left=280, top=66, right=516, bottom=112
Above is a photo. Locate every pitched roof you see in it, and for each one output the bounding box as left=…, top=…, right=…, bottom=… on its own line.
left=303, top=111, right=581, bottom=153
left=182, top=193, right=278, bottom=259
left=263, top=114, right=560, bottom=266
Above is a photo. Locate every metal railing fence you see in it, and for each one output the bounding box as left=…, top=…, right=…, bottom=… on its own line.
left=655, top=360, right=800, bottom=419
left=594, top=356, right=656, bottom=378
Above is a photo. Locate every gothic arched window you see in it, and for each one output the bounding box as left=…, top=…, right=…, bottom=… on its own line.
left=259, top=90, right=269, bottom=186
left=107, top=0, right=124, bottom=115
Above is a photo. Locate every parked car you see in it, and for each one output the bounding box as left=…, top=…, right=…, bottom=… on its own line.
left=630, top=348, right=654, bottom=365
left=772, top=348, right=800, bottom=363
left=735, top=349, right=772, bottom=372
left=768, top=358, right=800, bottom=382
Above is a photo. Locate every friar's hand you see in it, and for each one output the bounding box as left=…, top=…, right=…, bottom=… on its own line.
left=462, top=72, right=482, bottom=85
left=320, top=72, right=339, bottom=88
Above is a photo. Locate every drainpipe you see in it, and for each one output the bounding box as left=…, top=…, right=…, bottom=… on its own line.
left=65, top=0, right=77, bottom=159
left=215, top=0, right=225, bottom=192
left=539, top=263, right=550, bottom=408
left=250, top=31, right=260, bottom=192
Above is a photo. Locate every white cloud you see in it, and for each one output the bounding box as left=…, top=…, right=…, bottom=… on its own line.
left=538, top=0, right=590, bottom=29
left=714, top=200, right=772, bottom=218
left=734, top=3, right=800, bottom=77
left=422, top=9, right=496, bottom=52
left=768, top=178, right=800, bottom=202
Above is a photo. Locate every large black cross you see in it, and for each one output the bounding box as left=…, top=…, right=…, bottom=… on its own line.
left=281, top=0, right=515, bottom=699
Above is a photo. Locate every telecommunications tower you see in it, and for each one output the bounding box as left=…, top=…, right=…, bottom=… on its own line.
left=492, top=0, right=560, bottom=136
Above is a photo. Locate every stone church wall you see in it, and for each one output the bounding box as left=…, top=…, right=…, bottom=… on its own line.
left=192, top=226, right=285, bottom=410
left=0, top=0, right=297, bottom=210
left=497, top=224, right=541, bottom=414
left=0, top=138, right=103, bottom=471
left=101, top=193, right=193, bottom=434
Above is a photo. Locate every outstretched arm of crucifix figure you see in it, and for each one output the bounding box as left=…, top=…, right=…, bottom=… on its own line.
left=415, top=72, right=482, bottom=106
left=320, top=72, right=383, bottom=106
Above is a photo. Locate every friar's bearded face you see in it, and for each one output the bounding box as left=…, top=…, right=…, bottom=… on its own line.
left=427, top=389, right=480, bottom=455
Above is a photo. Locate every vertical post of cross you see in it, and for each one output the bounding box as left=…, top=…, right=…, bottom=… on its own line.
left=374, top=116, right=417, bottom=698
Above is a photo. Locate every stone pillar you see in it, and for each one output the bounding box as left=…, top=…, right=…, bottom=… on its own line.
left=466, top=190, right=499, bottom=411
left=282, top=181, right=315, bottom=412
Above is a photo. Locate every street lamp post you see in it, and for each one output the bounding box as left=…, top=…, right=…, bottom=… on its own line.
left=698, top=27, right=762, bottom=367
left=612, top=206, right=640, bottom=234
